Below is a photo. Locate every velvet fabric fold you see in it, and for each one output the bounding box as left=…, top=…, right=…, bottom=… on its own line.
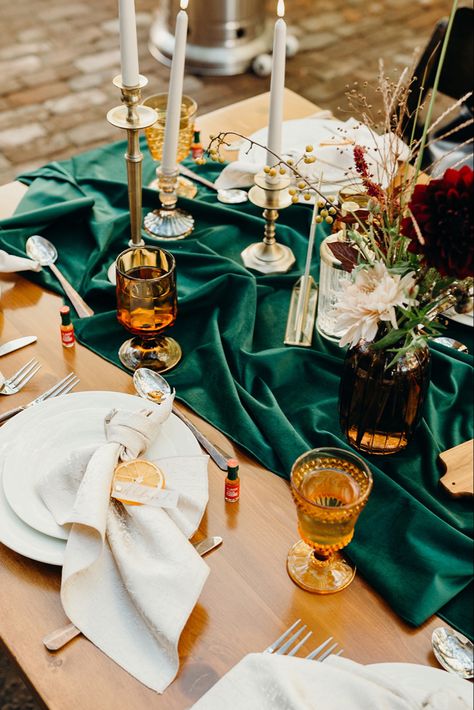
left=1, top=137, right=472, bottom=638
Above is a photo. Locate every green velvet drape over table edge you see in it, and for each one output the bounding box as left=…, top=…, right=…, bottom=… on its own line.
left=0, top=137, right=472, bottom=639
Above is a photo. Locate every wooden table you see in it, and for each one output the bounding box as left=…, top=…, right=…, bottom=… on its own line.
left=0, top=90, right=447, bottom=710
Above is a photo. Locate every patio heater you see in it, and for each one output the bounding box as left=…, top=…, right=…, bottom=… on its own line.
left=149, top=0, right=273, bottom=75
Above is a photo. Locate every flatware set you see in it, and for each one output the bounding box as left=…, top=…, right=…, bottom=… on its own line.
left=0, top=372, right=79, bottom=423
left=0, top=358, right=41, bottom=395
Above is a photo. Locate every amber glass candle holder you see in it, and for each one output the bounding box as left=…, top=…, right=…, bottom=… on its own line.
left=287, top=447, right=372, bottom=594
left=116, top=246, right=181, bottom=372
left=143, top=93, right=198, bottom=199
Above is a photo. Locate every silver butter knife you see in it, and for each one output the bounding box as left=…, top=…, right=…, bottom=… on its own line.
left=0, top=335, right=37, bottom=357
left=42, top=535, right=223, bottom=651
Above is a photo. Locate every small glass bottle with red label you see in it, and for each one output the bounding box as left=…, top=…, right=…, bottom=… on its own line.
left=60, top=305, right=75, bottom=348
left=225, top=459, right=240, bottom=503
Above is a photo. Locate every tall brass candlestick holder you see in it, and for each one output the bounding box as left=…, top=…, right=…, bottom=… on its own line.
left=241, top=170, right=295, bottom=273
left=107, top=75, right=157, bottom=247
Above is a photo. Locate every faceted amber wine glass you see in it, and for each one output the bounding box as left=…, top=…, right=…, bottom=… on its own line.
left=143, top=93, right=198, bottom=198
left=116, top=246, right=181, bottom=373
left=288, top=447, right=372, bottom=593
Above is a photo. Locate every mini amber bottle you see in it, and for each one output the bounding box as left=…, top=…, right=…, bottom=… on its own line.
left=225, top=458, right=240, bottom=503
left=60, top=305, right=75, bottom=348
left=191, top=129, right=204, bottom=161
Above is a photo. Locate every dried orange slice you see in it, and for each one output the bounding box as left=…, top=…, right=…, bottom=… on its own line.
left=112, top=458, right=165, bottom=506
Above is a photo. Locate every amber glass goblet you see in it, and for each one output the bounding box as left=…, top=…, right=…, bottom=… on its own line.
left=287, top=447, right=372, bottom=594
left=116, top=246, right=181, bottom=373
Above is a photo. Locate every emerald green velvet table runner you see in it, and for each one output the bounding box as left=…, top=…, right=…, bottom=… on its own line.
left=1, top=138, right=472, bottom=639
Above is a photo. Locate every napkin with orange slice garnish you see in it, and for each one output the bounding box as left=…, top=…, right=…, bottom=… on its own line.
left=38, top=407, right=209, bottom=693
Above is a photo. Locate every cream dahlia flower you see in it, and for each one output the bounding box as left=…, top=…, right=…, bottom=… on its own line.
left=334, top=262, right=417, bottom=348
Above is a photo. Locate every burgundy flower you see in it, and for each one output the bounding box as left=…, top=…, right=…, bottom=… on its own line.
left=402, top=166, right=474, bottom=279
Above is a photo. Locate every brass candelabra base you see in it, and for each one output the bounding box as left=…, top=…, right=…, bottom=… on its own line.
left=144, top=168, right=195, bottom=240
left=241, top=171, right=295, bottom=274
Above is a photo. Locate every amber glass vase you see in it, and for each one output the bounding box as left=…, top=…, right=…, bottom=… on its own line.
left=339, top=340, right=431, bottom=455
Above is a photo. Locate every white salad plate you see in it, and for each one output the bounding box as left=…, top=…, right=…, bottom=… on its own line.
left=0, top=391, right=200, bottom=564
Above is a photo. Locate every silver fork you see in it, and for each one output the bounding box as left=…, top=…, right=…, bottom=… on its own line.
left=0, top=358, right=41, bottom=395
left=264, top=619, right=344, bottom=661
left=0, top=372, right=79, bottom=424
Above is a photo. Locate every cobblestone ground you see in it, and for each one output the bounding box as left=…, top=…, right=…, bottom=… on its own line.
left=0, top=0, right=457, bottom=185
left=0, top=0, right=456, bottom=705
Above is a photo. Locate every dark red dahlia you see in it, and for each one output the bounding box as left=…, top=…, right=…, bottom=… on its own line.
left=401, top=165, right=474, bottom=279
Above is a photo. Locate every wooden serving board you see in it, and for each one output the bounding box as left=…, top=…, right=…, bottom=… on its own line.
left=439, top=440, right=474, bottom=497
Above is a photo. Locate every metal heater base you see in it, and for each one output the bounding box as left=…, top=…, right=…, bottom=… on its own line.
left=149, top=19, right=273, bottom=76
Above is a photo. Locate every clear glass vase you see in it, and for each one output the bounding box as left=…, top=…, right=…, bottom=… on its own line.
left=339, top=340, right=431, bottom=455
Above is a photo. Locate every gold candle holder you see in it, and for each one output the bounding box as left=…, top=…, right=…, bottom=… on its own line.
left=241, top=171, right=295, bottom=273
left=107, top=75, right=157, bottom=248
left=143, top=167, right=195, bottom=240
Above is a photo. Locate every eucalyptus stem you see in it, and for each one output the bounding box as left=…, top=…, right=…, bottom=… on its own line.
left=207, top=131, right=340, bottom=211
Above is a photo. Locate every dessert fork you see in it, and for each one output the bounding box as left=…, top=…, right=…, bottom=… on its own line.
left=264, top=619, right=344, bottom=661
left=0, top=358, right=41, bottom=395
left=0, top=372, right=79, bottom=423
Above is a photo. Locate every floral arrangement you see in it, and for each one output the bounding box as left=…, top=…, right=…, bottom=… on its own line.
left=206, top=0, right=473, bottom=364
left=326, top=0, right=473, bottom=360
left=331, top=159, right=473, bottom=358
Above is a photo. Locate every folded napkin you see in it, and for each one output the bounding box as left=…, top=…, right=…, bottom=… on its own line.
left=0, top=249, right=40, bottom=299
left=191, top=654, right=471, bottom=710
left=38, top=405, right=210, bottom=693
left=0, top=249, right=40, bottom=274
left=215, top=117, right=410, bottom=195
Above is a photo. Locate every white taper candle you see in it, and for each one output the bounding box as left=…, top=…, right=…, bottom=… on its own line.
left=161, top=0, right=189, bottom=175
left=266, top=0, right=287, bottom=168
left=118, top=0, right=140, bottom=88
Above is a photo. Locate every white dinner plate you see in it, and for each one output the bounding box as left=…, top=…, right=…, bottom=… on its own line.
left=442, top=307, right=474, bottom=328
left=239, top=117, right=359, bottom=199
left=368, top=662, right=472, bottom=704
left=0, top=391, right=200, bottom=562
left=0, top=461, right=66, bottom=566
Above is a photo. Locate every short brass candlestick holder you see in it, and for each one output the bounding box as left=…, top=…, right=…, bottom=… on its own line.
left=143, top=167, right=195, bottom=240
left=106, top=75, right=157, bottom=283
left=241, top=170, right=295, bottom=274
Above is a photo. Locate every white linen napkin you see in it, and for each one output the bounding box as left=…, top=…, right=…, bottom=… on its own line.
left=190, top=654, right=471, bottom=710
left=0, top=249, right=41, bottom=299
left=215, top=117, right=410, bottom=195
left=38, top=406, right=210, bottom=693
left=0, top=249, right=40, bottom=274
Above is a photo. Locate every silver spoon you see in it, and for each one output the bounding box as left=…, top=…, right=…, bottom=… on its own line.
left=133, top=367, right=173, bottom=404
left=133, top=368, right=231, bottom=471
left=178, top=164, right=248, bottom=204
left=26, top=235, right=94, bottom=319
left=432, top=627, right=473, bottom=679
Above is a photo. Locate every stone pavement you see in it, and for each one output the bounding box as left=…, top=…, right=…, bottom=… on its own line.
left=0, top=0, right=456, bottom=185
left=0, top=0, right=457, bottom=706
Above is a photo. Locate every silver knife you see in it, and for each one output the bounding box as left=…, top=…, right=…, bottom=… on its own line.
left=193, top=535, right=223, bottom=556
left=42, top=535, right=223, bottom=651
left=0, top=335, right=37, bottom=357
left=172, top=407, right=230, bottom=471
